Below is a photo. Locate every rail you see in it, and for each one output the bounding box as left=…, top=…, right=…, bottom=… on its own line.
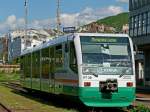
left=1, top=82, right=133, bottom=112
left=0, top=103, right=11, bottom=112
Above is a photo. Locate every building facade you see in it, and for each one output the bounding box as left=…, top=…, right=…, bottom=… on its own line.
left=8, top=29, right=50, bottom=61
left=0, top=36, right=8, bottom=64
left=129, top=0, right=150, bottom=86
left=122, top=24, right=129, bottom=34
left=78, top=22, right=116, bottom=33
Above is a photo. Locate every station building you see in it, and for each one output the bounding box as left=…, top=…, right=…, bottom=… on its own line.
left=129, top=0, right=150, bottom=86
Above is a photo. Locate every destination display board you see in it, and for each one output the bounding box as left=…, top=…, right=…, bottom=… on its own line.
left=80, top=36, right=129, bottom=44
left=63, top=27, right=76, bottom=33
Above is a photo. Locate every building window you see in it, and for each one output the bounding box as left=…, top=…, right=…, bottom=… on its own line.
left=143, top=0, right=148, bottom=6
left=134, top=15, right=138, bottom=37
left=138, top=14, right=142, bottom=36
left=147, top=11, right=150, bottom=34
left=138, top=0, right=142, bottom=8
left=129, top=0, right=133, bottom=11
left=132, top=0, right=135, bottom=10
left=142, top=13, right=147, bottom=35
left=129, top=17, right=134, bottom=37
left=134, top=0, right=138, bottom=9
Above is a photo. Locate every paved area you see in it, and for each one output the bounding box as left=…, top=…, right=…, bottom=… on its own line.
left=135, top=86, right=150, bottom=108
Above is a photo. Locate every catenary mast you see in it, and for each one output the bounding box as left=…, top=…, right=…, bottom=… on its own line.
left=57, top=0, right=61, bottom=35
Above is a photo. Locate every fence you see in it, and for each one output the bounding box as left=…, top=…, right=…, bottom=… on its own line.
left=0, top=65, right=20, bottom=73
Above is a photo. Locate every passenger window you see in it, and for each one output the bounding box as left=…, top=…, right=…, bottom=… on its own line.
left=30, top=51, right=40, bottom=78
left=41, top=48, right=49, bottom=79
left=55, top=45, right=63, bottom=71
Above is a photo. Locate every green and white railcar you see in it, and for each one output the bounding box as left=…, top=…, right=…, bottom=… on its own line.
left=20, top=33, right=135, bottom=107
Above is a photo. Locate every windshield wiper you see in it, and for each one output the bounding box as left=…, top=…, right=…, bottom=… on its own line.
left=119, top=73, right=125, bottom=78
left=119, top=68, right=128, bottom=78
left=88, top=71, right=98, bottom=77
left=92, top=73, right=98, bottom=77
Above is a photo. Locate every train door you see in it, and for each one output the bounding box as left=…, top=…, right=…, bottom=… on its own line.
left=32, top=51, right=40, bottom=90
left=54, top=44, right=64, bottom=94
left=21, top=56, right=25, bottom=86
left=41, top=47, right=50, bottom=92
left=24, top=54, right=32, bottom=88
left=49, top=47, right=55, bottom=93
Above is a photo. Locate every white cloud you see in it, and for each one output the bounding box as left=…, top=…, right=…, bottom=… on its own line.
left=60, top=6, right=123, bottom=27
left=60, top=13, right=80, bottom=27
left=0, top=5, right=124, bottom=33
left=30, top=19, right=52, bottom=29
left=0, top=15, right=25, bottom=33
left=6, top=15, right=16, bottom=24
left=116, top=0, right=129, bottom=3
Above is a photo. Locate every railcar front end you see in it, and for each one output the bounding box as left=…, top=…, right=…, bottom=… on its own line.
left=74, top=34, right=135, bottom=107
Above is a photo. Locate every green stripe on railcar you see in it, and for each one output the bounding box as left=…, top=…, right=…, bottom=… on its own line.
left=79, top=87, right=135, bottom=107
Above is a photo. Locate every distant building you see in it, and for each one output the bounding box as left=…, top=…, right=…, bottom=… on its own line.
left=122, top=24, right=129, bottom=34
left=78, top=22, right=116, bottom=33
left=8, top=29, right=51, bottom=61
left=129, top=0, right=150, bottom=86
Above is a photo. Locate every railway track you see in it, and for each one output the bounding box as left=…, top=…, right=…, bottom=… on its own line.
left=1, top=82, right=26, bottom=92
left=0, top=103, right=11, bottom=112
left=0, top=82, right=133, bottom=112
left=1, top=82, right=150, bottom=112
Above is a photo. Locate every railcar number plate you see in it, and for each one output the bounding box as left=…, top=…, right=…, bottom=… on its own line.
left=83, top=76, right=92, bottom=80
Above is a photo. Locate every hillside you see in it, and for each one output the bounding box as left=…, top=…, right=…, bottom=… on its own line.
left=96, top=12, right=129, bottom=32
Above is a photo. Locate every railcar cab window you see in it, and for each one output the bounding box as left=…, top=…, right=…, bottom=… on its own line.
left=80, top=36, right=133, bottom=75
left=69, top=42, right=78, bottom=73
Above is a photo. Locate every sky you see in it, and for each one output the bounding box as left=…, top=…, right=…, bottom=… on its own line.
left=0, top=0, right=129, bottom=34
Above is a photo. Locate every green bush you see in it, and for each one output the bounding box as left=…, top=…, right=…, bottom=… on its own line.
left=130, top=105, right=150, bottom=112
left=0, top=73, right=20, bottom=82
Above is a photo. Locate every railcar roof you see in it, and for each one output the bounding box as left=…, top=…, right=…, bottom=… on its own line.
left=21, top=33, right=129, bottom=56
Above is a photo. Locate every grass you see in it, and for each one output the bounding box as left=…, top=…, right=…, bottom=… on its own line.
left=0, top=73, right=20, bottom=82
left=130, top=105, right=150, bottom=112
left=96, top=12, right=129, bottom=32
left=0, top=85, right=78, bottom=112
